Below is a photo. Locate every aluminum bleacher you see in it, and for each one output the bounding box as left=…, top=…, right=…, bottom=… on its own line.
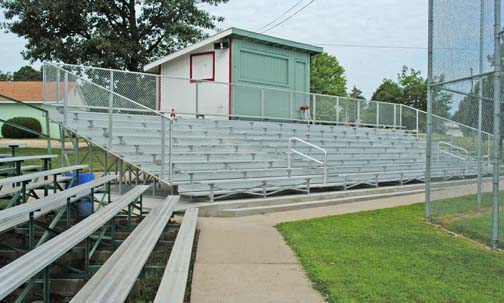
left=47, top=108, right=487, bottom=202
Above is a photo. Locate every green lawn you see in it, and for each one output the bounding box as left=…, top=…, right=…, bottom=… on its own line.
left=277, top=203, right=504, bottom=303
left=432, top=191, right=504, bottom=248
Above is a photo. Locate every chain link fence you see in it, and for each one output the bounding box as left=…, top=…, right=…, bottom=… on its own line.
left=428, top=0, right=503, bottom=249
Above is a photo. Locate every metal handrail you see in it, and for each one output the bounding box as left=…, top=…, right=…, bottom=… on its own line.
left=438, top=141, right=469, bottom=162
left=288, top=137, right=327, bottom=183
left=44, top=62, right=174, bottom=183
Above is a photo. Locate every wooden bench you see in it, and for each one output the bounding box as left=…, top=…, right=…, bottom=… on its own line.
left=70, top=195, right=180, bottom=303
left=0, top=185, right=150, bottom=301
left=154, top=208, right=199, bottom=303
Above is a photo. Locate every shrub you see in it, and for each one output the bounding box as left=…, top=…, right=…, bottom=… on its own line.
left=1, top=117, right=42, bottom=138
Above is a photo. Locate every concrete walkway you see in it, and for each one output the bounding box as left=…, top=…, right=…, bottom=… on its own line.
left=190, top=191, right=426, bottom=303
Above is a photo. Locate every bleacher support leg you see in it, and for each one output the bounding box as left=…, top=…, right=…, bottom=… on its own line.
left=84, top=238, right=90, bottom=274
left=104, top=150, right=108, bottom=175
left=66, top=197, right=71, bottom=229
left=43, top=267, right=50, bottom=303
left=28, top=211, right=35, bottom=250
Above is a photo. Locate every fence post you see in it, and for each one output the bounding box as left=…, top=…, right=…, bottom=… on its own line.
left=491, top=0, right=501, bottom=250
left=195, top=81, right=199, bottom=117
left=160, top=116, right=166, bottom=180
left=261, top=89, right=265, bottom=118
left=108, top=71, right=114, bottom=151
left=416, top=110, right=419, bottom=138
left=312, top=94, right=317, bottom=122
left=336, top=97, right=340, bottom=124
left=169, top=119, right=173, bottom=183
left=399, top=105, right=403, bottom=128
left=357, top=99, right=361, bottom=125
left=289, top=92, right=293, bottom=119
left=56, top=69, right=60, bottom=105
left=376, top=102, right=380, bottom=127
left=393, top=104, right=397, bottom=128
left=42, top=64, right=46, bottom=105
left=156, top=76, right=160, bottom=111
left=63, top=72, right=69, bottom=127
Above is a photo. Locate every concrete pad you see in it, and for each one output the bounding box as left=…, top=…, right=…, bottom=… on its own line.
left=190, top=191, right=426, bottom=303
left=191, top=263, right=323, bottom=303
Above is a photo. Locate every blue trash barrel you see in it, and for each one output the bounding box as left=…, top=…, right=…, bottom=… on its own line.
left=66, top=173, right=95, bottom=216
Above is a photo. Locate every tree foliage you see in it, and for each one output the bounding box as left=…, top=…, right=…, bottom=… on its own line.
left=371, top=79, right=402, bottom=104
left=1, top=0, right=228, bottom=71
left=13, top=66, right=41, bottom=81
left=0, top=66, right=42, bottom=81
left=348, top=86, right=365, bottom=100
left=310, top=52, right=347, bottom=96
left=0, top=71, right=12, bottom=81
left=371, top=65, right=451, bottom=117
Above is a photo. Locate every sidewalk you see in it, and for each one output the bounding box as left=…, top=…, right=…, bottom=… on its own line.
left=190, top=191, right=426, bottom=303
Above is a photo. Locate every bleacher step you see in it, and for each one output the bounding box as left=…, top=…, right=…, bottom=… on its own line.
left=216, top=189, right=425, bottom=217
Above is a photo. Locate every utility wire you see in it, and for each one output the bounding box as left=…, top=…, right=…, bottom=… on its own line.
left=261, top=0, right=315, bottom=33
left=314, top=43, right=478, bottom=52
left=257, top=0, right=305, bottom=32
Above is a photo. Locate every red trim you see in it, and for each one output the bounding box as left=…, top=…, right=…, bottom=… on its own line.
left=228, top=38, right=232, bottom=119
left=190, top=51, right=215, bottom=82
left=157, top=66, right=162, bottom=111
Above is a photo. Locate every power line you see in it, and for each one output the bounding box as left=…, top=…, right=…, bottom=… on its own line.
left=315, top=43, right=427, bottom=50
left=313, top=43, right=479, bottom=52
left=257, top=0, right=305, bottom=32
left=261, top=0, right=315, bottom=34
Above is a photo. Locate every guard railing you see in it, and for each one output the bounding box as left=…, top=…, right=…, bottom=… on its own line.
left=288, top=137, right=327, bottom=183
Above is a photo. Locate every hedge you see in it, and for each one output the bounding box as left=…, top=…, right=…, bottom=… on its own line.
left=1, top=117, right=42, bottom=138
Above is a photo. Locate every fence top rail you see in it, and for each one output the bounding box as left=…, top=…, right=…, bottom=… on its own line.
left=48, top=62, right=491, bottom=137
left=45, top=62, right=173, bottom=122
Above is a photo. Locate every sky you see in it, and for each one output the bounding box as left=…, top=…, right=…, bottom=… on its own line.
left=0, top=0, right=428, bottom=98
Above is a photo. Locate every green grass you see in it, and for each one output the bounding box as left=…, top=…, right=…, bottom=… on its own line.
left=431, top=191, right=504, bottom=248
left=277, top=203, right=504, bottom=303
left=0, top=147, right=117, bottom=172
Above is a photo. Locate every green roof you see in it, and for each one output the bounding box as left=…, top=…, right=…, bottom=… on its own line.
left=229, top=28, right=323, bottom=55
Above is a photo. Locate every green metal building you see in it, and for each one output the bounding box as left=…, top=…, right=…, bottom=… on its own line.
left=144, top=28, right=323, bottom=119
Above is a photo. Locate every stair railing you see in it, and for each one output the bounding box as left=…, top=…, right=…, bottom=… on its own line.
left=288, top=137, right=327, bottom=183
left=438, top=141, right=469, bottom=170
left=43, top=62, right=175, bottom=184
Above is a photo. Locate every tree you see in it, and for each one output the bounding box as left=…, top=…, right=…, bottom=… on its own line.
left=398, top=66, right=427, bottom=111
left=310, top=52, right=347, bottom=96
left=0, top=71, right=13, bottom=81
left=371, top=66, right=451, bottom=117
left=348, top=86, right=365, bottom=100
left=1, top=0, right=228, bottom=71
left=371, top=79, right=402, bottom=103
left=13, top=66, right=41, bottom=81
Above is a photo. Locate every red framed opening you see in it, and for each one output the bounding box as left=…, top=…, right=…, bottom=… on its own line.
left=190, top=51, right=216, bottom=83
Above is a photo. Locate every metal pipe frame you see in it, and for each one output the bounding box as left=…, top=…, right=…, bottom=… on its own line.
left=288, top=137, right=327, bottom=183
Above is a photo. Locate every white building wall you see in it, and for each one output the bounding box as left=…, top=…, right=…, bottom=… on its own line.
left=159, top=43, right=230, bottom=118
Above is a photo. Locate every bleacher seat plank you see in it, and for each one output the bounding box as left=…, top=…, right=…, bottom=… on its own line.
left=0, top=185, right=149, bottom=301
left=71, top=195, right=179, bottom=303
left=0, top=165, right=87, bottom=188
left=0, top=174, right=117, bottom=233
left=154, top=208, right=198, bottom=303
